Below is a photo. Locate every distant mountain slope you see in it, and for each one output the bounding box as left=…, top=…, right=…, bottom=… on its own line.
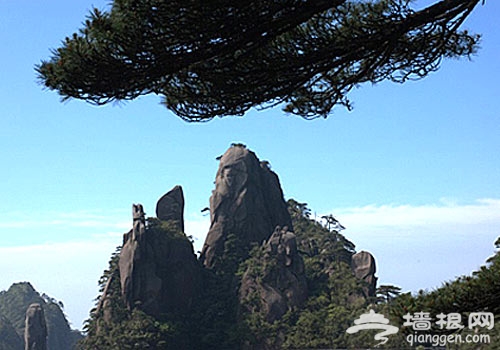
left=0, top=314, right=23, bottom=350
left=0, top=282, right=82, bottom=350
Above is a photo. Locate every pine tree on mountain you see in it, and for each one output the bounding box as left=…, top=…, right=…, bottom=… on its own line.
left=37, top=0, right=482, bottom=121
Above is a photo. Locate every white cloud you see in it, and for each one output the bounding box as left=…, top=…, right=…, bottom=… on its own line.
left=325, top=198, right=500, bottom=294
left=331, top=198, right=500, bottom=232
left=0, top=211, right=131, bottom=329
left=0, top=210, right=130, bottom=230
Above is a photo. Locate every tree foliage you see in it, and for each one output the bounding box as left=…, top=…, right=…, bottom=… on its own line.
left=37, top=0, right=482, bottom=121
left=376, top=284, right=402, bottom=304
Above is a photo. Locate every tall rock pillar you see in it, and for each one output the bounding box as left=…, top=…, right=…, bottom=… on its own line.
left=199, top=145, right=292, bottom=269
left=24, top=303, right=47, bottom=350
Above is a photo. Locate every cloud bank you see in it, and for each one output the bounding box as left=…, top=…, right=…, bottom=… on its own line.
left=332, top=198, right=500, bottom=233
left=328, top=198, right=500, bottom=294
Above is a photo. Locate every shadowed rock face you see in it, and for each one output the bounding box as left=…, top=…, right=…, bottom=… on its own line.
left=200, top=145, right=292, bottom=269
left=156, top=185, right=185, bottom=232
left=351, top=251, right=377, bottom=298
left=240, top=226, right=308, bottom=323
left=24, top=303, right=47, bottom=350
left=119, top=204, right=147, bottom=311
left=118, top=194, right=201, bottom=319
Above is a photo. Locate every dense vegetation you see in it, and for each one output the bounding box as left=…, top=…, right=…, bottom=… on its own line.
left=0, top=282, right=82, bottom=350
left=37, top=0, right=482, bottom=120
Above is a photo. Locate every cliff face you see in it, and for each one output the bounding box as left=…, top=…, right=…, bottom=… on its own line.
left=200, top=145, right=292, bottom=269
left=103, top=146, right=295, bottom=322
left=117, top=189, right=201, bottom=319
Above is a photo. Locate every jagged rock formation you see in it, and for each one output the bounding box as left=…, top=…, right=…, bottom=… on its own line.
left=240, top=226, right=308, bottom=323
left=24, top=304, right=47, bottom=350
left=156, top=185, right=185, bottom=231
left=118, top=188, right=201, bottom=319
left=200, top=145, right=292, bottom=269
left=85, top=145, right=384, bottom=349
left=351, top=250, right=378, bottom=298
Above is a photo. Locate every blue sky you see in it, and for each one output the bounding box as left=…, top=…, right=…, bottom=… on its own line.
left=1, top=1, right=499, bottom=330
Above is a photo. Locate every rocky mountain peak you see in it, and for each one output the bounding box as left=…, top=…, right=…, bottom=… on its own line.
left=86, top=145, right=383, bottom=349
left=200, top=145, right=292, bottom=269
